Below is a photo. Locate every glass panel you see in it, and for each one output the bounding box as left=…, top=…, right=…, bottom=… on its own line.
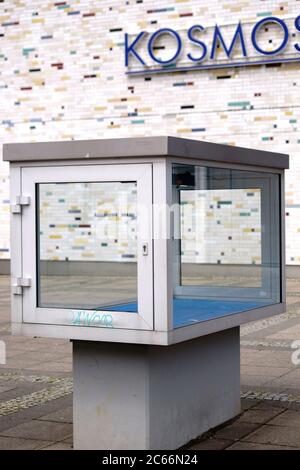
left=172, top=164, right=281, bottom=329
left=180, top=188, right=262, bottom=288
left=37, top=181, right=138, bottom=312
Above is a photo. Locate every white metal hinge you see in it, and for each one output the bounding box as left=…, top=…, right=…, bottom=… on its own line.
left=12, top=277, right=31, bottom=295
left=11, top=196, right=31, bottom=214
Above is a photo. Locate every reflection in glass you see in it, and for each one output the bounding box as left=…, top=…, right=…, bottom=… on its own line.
left=172, top=164, right=281, bottom=328
left=37, top=181, right=138, bottom=311
left=180, top=188, right=262, bottom=287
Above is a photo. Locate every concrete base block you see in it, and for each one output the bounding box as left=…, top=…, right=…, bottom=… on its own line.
left=73, top=327, right=240, bottom=450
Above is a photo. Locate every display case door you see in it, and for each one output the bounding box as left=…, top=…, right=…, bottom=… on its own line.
left=20, top=164, right=153, bottom=331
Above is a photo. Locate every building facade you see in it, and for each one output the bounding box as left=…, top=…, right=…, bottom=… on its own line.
left=0, top=0, right=300, bottom=271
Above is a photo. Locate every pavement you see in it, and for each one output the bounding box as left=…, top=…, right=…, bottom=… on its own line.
left=0, top=274, right=300, bottom=450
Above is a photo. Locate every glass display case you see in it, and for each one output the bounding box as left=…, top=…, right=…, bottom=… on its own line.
left=4, top=136, right=288, bottom=345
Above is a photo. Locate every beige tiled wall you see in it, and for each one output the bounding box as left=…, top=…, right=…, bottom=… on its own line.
left=0, top=1, right=299, bottom=263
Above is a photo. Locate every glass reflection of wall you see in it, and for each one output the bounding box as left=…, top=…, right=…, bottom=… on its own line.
left=172, top=164, right=281, bottom=328
left=37, top=181, right=138, bottom=311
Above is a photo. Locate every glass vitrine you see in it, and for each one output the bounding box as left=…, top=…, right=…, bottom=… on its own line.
left=5, top=136, right=287, bottom=345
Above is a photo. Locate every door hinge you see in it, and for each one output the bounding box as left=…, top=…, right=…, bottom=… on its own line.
left=12, top=277, right=31, bottom=295
left=11, top=196, right=31, bottom=214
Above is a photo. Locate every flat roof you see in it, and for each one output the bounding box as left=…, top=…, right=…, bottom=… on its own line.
left=3, top=136, right=289, bottom=169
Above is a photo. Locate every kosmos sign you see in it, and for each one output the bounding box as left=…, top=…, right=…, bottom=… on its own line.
left=125, top=16, right=300, bottom=75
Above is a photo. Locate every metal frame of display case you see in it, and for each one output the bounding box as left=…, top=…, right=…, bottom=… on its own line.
left=4, top=136, right=288, bottom=346
left=4, top=136, right=289, bottom=450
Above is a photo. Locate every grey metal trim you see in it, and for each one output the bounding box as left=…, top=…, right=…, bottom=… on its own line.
left=3, top=137, right=168, bottom=162
left=12, top=322, right=170, bottom=346
left=168, top=302, right=285, bottom=345
left=3, top=136, right=289, bottom=169
left=280, top=172, right=286, bottom=304
left=169, top=155, right=284, bottom=174
left=12, top=303, right=284, bottom=346
left=167, top=136, right=289, bottom=169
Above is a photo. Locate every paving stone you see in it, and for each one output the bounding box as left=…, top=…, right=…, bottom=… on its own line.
left=27, top=362, right=72, bottom=373
left=1, top=275, right=300, bottom=450
left=187, top=438, right=232, bottom=450
left=0, top=384, right=16, bottom=393
left=226, top=441, right=297, bottom=450
left=0, top=359, right=43, bottom=370
left=9, top=351, right=68, bottom=363
left=0, top=395, right=72, bottom=433
left=243, top=366, right=292, bottom=377
left=214, top=421, right=260, bottom=441
left=267, top=371, right=300, bottom=388
left=238, top=408, right=284, bottom=424
left=40, top=442, right=73, bottom=450
left=241, top=399, right=259, bottom=411
left=253, top=350, right=295, bottom=367
left=241, top=313, right=300, bottom=339
left=252, top=401, right=292, bottom=411
left=62, top=436, right=73, bottom=444
left=269, top=323, right=300, bottom=340
left=0, top=420, right=73, bottom=442
left=0, top=381, right=72, bottom=417
left=0, top=436, right=53, bottom=450
left=37, top=406, right=73, bottom=424
left=268, top=410, right=300, bottom=427
left=242, top=424, right=300, bottom=448
left=0, top=384, right=43, bottom=403
left=284, top=401, right=300, bottom=411
left=0, top=371, right=69, bottom=384
left=241, top=374, right=277, bottom=387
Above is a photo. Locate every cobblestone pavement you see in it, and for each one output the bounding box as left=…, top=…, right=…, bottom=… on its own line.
left=0, top=275, right=300, bottom=450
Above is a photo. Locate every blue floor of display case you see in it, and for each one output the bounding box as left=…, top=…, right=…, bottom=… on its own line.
left=102, top=298, right=271, bottom=328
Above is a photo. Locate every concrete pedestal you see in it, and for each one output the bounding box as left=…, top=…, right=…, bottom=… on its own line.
left=73, top=327, right=240, bottom=450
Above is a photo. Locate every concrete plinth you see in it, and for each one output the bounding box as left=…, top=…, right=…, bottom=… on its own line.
left=73, top=327, right=240, bottom=450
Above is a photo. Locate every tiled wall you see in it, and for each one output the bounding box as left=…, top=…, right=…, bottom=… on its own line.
left=0, top=0, right=299, bottom=263
left=180, top=189, right=261, bottom=264
left=39, top=181, right=137, bottom=261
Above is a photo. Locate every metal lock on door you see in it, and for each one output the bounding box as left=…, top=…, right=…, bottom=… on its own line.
left=142, top=242, right=149, bottom=256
